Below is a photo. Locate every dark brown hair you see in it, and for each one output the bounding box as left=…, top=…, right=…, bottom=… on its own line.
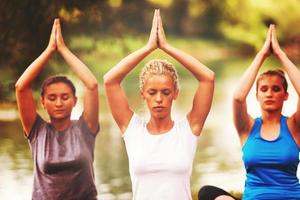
left=256, top=69, right=288, bottom=93
left=41, top=75, right=76, bottom=97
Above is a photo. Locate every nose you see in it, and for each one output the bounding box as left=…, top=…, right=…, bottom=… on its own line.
left=266, top=89, right=273, bottom=97
left=55, top=98, right=63, bottom=107
left=155, top=93, right=162, bottom=103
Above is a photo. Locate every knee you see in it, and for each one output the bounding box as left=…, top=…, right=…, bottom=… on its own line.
left=215, top=196, right=236, bottom=200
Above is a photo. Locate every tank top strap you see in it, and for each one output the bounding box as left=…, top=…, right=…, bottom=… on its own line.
left=280, top=115, right=297, bottom=142
left=280, top=115, right=288, bottom=134
left=243, top=117, right=262, bottom=149
left=248, top=117, right=262, bottom=139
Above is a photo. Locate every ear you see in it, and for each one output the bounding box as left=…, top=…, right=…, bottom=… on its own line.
left=173, top=89, right=179, bottom=100
left=140, top=91, right=145, bottom=101
left=40, top=96, right=46, bottom=110
left=284, top=92, right=289, bottom=101
left=73, top=96, right=78, bottom=107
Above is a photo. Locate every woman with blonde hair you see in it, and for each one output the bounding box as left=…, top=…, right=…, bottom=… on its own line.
left=104, top=9, right=214, bottom=199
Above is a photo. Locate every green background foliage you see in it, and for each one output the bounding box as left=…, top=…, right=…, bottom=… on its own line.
left=0, top=0, right=299, bottom=100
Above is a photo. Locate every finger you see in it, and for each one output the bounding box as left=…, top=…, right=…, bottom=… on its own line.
left=265, top=24, right=273, bottom=53
left=151, top=10, right=157, bottom=33
left=271, top=24, right=276, bottom=40
left=158, top=10, right=164, bottom=35
left=267, top=24, right=272, bottom=39
left=155, top=9, right=158, bottom=31
left=56, top=18, right=62, bottom=36
left=158, top=9, right=161, bottom=25
left=154, top=9, right=159, bottom=45
left=263, top=24, right=272, bottom=45
left=157, top=9, right=161, bottom=30
left=50, top=19, right=57, bottom=36
left=154, top=9, right=159, bottom=32
left=271, top=26, right=278, bottom=47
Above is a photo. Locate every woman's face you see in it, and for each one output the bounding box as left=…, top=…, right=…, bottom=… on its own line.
left=256, top=75, right=288, bottom=112
left=141, top=74, right=178, bottom=119
left=41, top=82, right=77, bottom=120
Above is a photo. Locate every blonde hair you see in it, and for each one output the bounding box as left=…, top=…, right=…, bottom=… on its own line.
left=139, top=59, right=179, bottom=92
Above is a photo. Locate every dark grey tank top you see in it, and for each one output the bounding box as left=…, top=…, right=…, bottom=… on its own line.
left=28, top=114, right=99, bottom=200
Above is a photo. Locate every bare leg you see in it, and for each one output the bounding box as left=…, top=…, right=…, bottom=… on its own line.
left=215, top=195, right=236, bottom=200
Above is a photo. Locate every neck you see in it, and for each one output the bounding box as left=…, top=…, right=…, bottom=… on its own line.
left=50, top=117, right=71, bottom=131
left=147, top=115, right=174, bottom=134
left=261, top=110, right=282, bottom=124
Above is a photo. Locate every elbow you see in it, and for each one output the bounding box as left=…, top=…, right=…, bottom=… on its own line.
left=15, top=81, right=25, bottom=93
left=86, top=76, right=98, bottom=90
left=103, top=68, right=122, bottom=86
left=204, top=71, right=215, bottom=83
left=208, top=71, right=215, bottom=82
left=103, top=73, right=116, bottom=86
left=233, top=92, right=245, bottom=103
left=103, top=73, right=110, bottom=86
left=89, top=81, right=98, bottom=90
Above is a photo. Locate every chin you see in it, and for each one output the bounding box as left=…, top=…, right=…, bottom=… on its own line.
left=50, top=114, right=71, bottom=120
left=151, top=112, right=165, bottom=119
left=263, top=107, right=282, bottom=113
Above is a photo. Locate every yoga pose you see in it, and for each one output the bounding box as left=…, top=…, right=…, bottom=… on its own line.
left=15, top=19, right=99, bottom=199
left=104, top=9, right=214, bottom=200
left=199, top=25, right=300, bottom=200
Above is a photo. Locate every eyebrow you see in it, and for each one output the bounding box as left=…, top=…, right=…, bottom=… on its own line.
left=259, top=83, right=282, bottom=87
left=47, top=92, right=70, bottom=96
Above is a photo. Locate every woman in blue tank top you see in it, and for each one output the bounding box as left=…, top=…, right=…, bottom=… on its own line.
left=234, top=24, right=300, bottom=200
left=198, top=25, right=300, bottom=200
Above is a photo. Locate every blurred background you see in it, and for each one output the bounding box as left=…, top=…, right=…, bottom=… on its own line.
left=1, top=0, right=300, bottom=199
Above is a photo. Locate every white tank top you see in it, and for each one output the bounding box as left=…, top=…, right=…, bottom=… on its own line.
left=123, top=113, right=198, bottom=200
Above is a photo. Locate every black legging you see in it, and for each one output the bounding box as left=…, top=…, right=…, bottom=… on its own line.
left=198, top=185, right=241, bottom=200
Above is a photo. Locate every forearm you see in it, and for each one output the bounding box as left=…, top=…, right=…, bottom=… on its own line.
left=162, top=44, right=214, bottom=82
left=103, top=46, right=153, bottom=85
left=15, top=49, right=52, bottom=90
left=233, top=52, right=266, bottom=101
left=59, top=47, right=98, bottom=89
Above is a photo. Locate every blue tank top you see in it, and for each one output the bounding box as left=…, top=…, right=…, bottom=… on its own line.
left=242, top=115, right=300, bottom=200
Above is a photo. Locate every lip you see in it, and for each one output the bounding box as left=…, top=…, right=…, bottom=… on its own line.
left=54, top=109, right=65, bottom=113
left=153, top=106, right=164, bottom=111
left=264, top=100, right=275, bottom=104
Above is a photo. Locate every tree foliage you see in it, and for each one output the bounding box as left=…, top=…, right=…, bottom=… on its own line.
left=0, top=0, right=299, bottom=100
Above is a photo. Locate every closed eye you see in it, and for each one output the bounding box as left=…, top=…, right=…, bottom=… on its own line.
left=47, top=95, right=57, bottom=101
left=272, top=86, right=282, bottom=92
left=260, top=86, right=268, bottom=92
left=162, top=89, right=171, bottom=95
left=62, top=94, right=70, bottom=100
left=147, top=89, right=156, bottom=95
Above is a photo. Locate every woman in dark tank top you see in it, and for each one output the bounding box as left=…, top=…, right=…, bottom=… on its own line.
left=15, top=18, right=99, bottom=200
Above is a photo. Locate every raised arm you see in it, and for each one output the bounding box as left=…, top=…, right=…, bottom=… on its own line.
left=157, top=11, right=214, bottom=136
left=233, top=25, right=272, bottom=143
left=55, top=19, right=99, bottom=134
left=271, top=25, right=300, bottom=130
left=103, top=10, right=159, bottom=133
left=15, top=19, right=57, bottom=136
